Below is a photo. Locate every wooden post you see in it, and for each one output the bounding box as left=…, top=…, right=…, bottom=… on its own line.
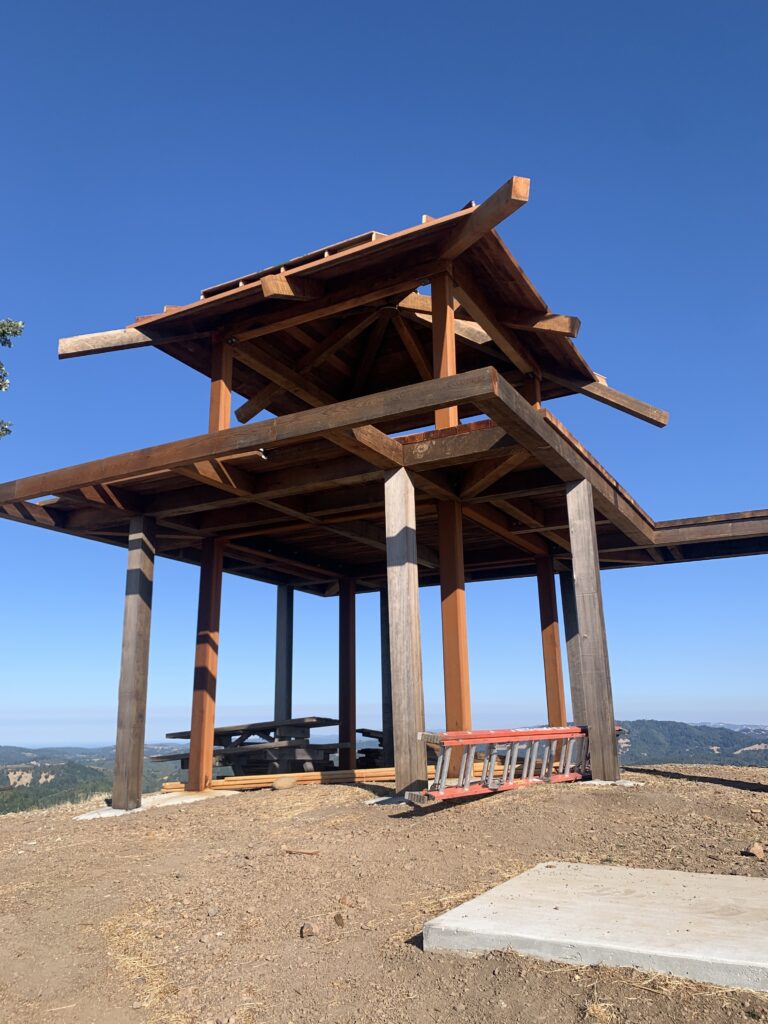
left=186, top=538, right=225, bottom=791
left=209, top=338, right=233, bottom=431
left=432, top=268, right=472, bottom=740
left=559, top=568, right=587, bottom=725
left=384, top=469, right=427, bottom=792
left=565, top=480, right=620, bottom=780
left=379, top=587, right=394, bottom=766
left=431, top=270, right=458, bottom=430
left=113, top=516, right=156, bottom=811
left=437, top=501, right=472, bottom=733
left=535, top=553, right=567, bottom=727
left=338, top=578, right=357, bottom=771
left=274, top=585, right=294, bottom=721
left=186, top=340, right=233, bottom=792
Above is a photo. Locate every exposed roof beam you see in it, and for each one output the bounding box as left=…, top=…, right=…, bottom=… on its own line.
left=463, top=503, right=549, bottom=557
left=393, top=314, right=432, bottom=381
left=440, top=176, right=530, bottom=260
left=547, top=374, right=669, bottom=428
left=452, top=261, right=540, bottom=376
left=58, top=327, right=153, bottom=359
left=459, top=447, right=532, bottom=499
left=260, top=273, right=324, bottom=301
left=399, top=301, right=580, bottom=339
left=235, top=311, right=380, bottom=423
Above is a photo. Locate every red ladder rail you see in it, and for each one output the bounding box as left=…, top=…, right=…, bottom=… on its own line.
left=405, top=725, right=589, bottom=807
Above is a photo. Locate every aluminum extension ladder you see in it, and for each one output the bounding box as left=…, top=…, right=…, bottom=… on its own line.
left=405, top=726, right=589, bottom=807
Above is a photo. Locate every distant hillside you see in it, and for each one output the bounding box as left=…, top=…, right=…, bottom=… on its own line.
left=618, top=720, right=768, bottom=766
left=0, top=745, right=184, bottom=814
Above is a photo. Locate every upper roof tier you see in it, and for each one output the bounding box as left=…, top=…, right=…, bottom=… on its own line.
left=58, top=175, right=668, bottom=432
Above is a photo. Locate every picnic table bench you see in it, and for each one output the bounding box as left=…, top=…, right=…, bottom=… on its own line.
left=152, top=716, right=386, bottom=776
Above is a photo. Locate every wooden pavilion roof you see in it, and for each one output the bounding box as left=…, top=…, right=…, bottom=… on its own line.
left=2, top=370, right=766, bottom=594
left=3, top=176, right=766, bottom=590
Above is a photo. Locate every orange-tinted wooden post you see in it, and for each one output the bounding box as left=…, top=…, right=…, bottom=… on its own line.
left=208, top=338, right=233, bottom=432
left=187, top=537, right=225, bottom=791
left=438, top=501, right=472, bottom=732
left=432, top=269, right=472, bottom=741
left=338, top=578, right=357, bottom=770
left=535, top=553, right=568, bottom=727
left=187, top=339, right=233, bottom=791
left=432, top=271, right=458, bottom=430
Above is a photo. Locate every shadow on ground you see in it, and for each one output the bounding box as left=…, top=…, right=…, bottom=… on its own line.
left=624, top=765, right=768, bottom=793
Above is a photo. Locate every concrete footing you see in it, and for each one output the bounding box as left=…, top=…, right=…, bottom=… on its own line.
left=423, top=861, right=768, bottom=991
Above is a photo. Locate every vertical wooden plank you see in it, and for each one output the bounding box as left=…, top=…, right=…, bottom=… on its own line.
left=432, top=268, right=471, bottom=751
left=520, top=376, right=542, bottom=409
left=384, top=468, right=427, bottom=792
left=559, top=568, right=587, bottom=725
left=565, top=480, right=620, bottom=781
left=338, top=577, right=357, bottom=771
left=431, top=270, right=458, bottom=430
left=209, top=338, right=233, bottom=432
left=274, top=585, right=294, bottom=721
left=437, top=500, right=472, bottom=733
left=535, top=553, right=567, bottom=727
left=379, top=587, right=394, bottom=766
left=113, top=516, right=156, bottom=811
left=186, top=538, right=225, bottom=792
left=186, top=338, right=232, bottom=791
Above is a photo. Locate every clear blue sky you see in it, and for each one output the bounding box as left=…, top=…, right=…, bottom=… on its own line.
left=2, top=1, right=766, bottom=745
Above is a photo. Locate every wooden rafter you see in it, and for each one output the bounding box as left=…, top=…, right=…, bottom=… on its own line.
left=234, top=311, right=380, bottom=423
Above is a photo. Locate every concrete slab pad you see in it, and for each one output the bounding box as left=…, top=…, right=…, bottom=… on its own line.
left=424, top=861, right=768, bottom=990
left=74, top=788, right=238, bottom=820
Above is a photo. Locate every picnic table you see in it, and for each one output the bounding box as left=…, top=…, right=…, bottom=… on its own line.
left=152, top=716, right=385, bottom=776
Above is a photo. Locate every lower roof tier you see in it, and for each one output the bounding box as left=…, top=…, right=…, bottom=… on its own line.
left=1, top=368, right=765, bottom=593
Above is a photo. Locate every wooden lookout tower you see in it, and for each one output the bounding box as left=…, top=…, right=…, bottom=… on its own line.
left=2, top=175, right=767, bottom=808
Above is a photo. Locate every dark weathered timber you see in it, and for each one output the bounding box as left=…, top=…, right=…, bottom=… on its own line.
left=338, top=578, right=356, bottom=771
left=384, top=469, right=427, bottom=792
left=559, top=568, right=587, bottom=725
left=535, top=553, right=567, bottom=727
left=0, top=368, right=499, bottom=505
left=547, top=374, right=669, bottom=428
left=379, top=587, right=394, bottom=766
left=113, top=516, right=156, bottom=811
left=476, top=375, right=654, bottom=547
left=187, top=538, right=224, bottom=792
left=565, top=481, right=620, bottom=780
left=274, top=585, right=294, bottom=721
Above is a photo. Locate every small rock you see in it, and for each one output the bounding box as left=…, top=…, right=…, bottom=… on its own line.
left=300, top=922, right=316, bottom=938
left=745, top=842, right=765, bottom=861
left=272, top=777, right=297, bottom=791
left=333, top=912, right=346, bottom=927
left=208, top=907, right=220, bottom=918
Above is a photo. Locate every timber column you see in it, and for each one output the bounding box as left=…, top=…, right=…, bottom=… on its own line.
left=338, top=578, right=357, bottom=770
left=432, top=269, right=472, bottom=734
left=187, top=538, right=225, bottom=791
left=535, top=552, right=568, bottom=727
left=379, top=587, right=395, bottom=766
left=274, top=585, right=294, bottom=721
left=186, top=337, right=232, bottom=791
left=113, top=515, right=156, bottom=811
left=384, top=468, right=427, bottom=792
left=565, top=479, right=620, bottom=780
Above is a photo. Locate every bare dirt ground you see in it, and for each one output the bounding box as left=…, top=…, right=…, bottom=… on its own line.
left=2, top=764, right=768, bottom=1024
